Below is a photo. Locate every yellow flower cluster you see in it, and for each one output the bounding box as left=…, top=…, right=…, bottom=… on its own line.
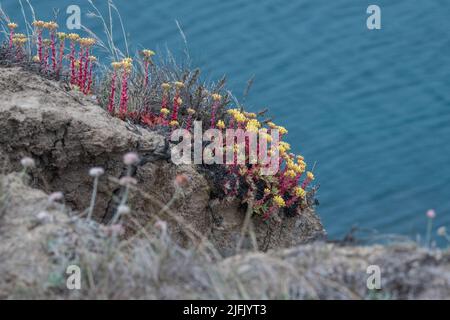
left=161, top=82, right=171, bottom=91
left=216, top=120, right=225, bottom=129
left=79, top=37, right=96, bottom=47
left=211, top=93, right=222, bottom=101
left=174, top=81, right=185, bottom=89
left=169, top=120, right=179, bottom=127
left=121, top=57, right=133, bottom=72
left=141, top=49, right=155, bottom=58
left=187, top=108, right=196, bottom=115
left=43, top=21, right=58, bottom=30
left=273, top=195, right=286, bottom=207
left=293, top=186, right=306, bottom=198
left=32, top=20, right=45, bottom=28
left=57, top=32, right=67, bottom=40
left=7, top=22, right=18, bottom=29
left=12, top=33, right=27, bottom=46
left=68, top=33, right=80, bottom=41
left=160, top=108, right=170, bottom=115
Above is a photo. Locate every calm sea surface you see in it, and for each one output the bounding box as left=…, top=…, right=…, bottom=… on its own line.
left=3, top=0, right=450, bottom=241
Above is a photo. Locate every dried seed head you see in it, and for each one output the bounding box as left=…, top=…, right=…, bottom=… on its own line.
left=437, top=226, right=447, bottom=237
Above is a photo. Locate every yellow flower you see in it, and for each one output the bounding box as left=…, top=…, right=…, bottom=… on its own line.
left=141, top=49, right=155, bottom=58
left=293, top=187, right=306, bottom=198
left=169, top=120, right=179, bottom=127
left=187, top=108, right=196, bottom=115
left=7, top=23, right=18, bottom=29
left=233, top=112, right=247, bottom=123
left=43, top=21, right=58, bottom=30
left=43, top=39, right=52, bottom=46
left=277, top=126, right=288, bottom=135
left=273, top=195, right=286, bottom=207
left=307, top=171, right=315, bottom=181
left=267, top=122, right=277, bottom=129
left=32, top=20, right=45, bottom=28
left=32, top=55, right=40, bottom=63
left=111, top=62, right=122, bottom=70
left=264, top=188, right=271, bottom=195
left=176, top=97, right=183, bottom=105
left=68, top=33, right=80, bottom=41
left=174, top=81, right=185, bottom=89
left=161, top=82, right=171, bottom=91
left=244, top=112, right=257, bottom=118
left=279, top=142, right=291, bottom=152
left=211, top=93, right=222, bottom=101
left=89, top=56, right=97, bottom=62
left=284, top=170, right=296, bottom=179
left=216, top=120, right=226, bottom=129
left=160, top=108, right=170, bottom=115
left=247, top=119, right=261, bottom=128
left=57, top=32, right=67, bottom=40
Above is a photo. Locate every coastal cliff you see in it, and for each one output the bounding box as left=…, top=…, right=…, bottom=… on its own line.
left=1, top=66, right=449, bottom=299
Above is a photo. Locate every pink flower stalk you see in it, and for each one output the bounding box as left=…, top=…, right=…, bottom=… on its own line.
left=57, top=37, right=65, bottom=75
left=85, top=60, right=94, bottom=94
left=171, top=95, right=181, bottom=121
left=301, top=172, right=315, bottom=189
left=108, top=72, right=117, bottom=114
left=144, top=59, right=149, bottom=89
left=81, top=46, right=91, bottom=91
left=119, top=66, right=130, bottom=117
left=8, top=25, right=16, bottom=49
left=210, top=94, right=222, bottom=129
left=78, top=46, right=84, bottom=89
left=69, top=40, right=77, bottom=84
left=50, top=31, right=57, bottom=71
left=37, top=29, right=43, bottom=61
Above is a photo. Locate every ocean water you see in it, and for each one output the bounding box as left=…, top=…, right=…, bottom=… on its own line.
left=2, top=0, right=450, bottom=241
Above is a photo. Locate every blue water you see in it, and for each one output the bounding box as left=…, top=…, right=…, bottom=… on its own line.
left=2, top=0, right=450, bottom=241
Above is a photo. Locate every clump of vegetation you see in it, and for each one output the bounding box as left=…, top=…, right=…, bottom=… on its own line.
left=0, top=3, right=317, bottom=223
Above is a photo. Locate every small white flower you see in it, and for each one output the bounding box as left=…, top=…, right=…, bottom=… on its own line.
left=117, top=205, right=130, bottom=215
left=89, top=167, right=105, bottom=177
left=20, top=157, right=35, bottom=168
left=123, top=152, right=139, bottom=165
left=48, top=191, right=64, bottom=203
left=437, top=226, right=447, bottom=237
left=154, top=220, right=167, bottom=233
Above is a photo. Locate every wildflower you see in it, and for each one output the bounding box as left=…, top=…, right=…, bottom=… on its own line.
left=284, top=170, right=296, bottom=179
left=32, top=55, right=40, bottom=63
left=48, top=192, right=64, bottom=203
left=36, top=211, right=52, bottom=223
left=437, top=226, right=447, bottom=237
left=123, top=152, right=139, bottom=165
left=277, top=126, right=288, bottom=135
left=68, top=33, right=80, bottom=84
left=89, top=167, right=105, bottom=177
left=161, top=82, right=171, bottom=91
left=185, top=108, right=196, bottom=131
left=78, top=38, right=96, bottom=91
left=426, top=209, right=436, bottom=247
left=293, top=186, right=306, bottom=198
left=264, top=188, right=271, bottom=195
left=119, top=58, right=132, bottom=116
left=56, top=32, right=67, bottom=74
left=273, top=195, right=286, bottom=207
left=33, top=21, right=45, bottom=61
left=44, top=22, right=59, bottom=72
left=85, top=56, right=97, bottom=94
left=187, top=108, right=196, bottom=115
left=174, top=81, right=185, bottom=89
left=7, top=22, right=18, bottom=49
left=107, top=62, right=122, bottom=114
left=20, top=157, right=35, bottom=168
left=210, top=93, right=222, bottom=128
left=141, top=49, right=155, bottom=89
left=426, top=209, right=436, bottom=219
left=244, top=112, right=257, bottom=118
left=154, top=220, right=168, bottom=233
left=160, top=108, right=170, bottom=115
left=169, top=120, right=179, bottom=127
left=301, top=171, right=315, bottom=189
left=216, top=120, right=226, bottom=129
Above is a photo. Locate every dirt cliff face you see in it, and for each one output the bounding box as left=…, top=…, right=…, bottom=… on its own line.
left=0, top=66, right=325, bottom=254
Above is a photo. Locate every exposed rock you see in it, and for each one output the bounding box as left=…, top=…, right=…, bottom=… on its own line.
left=0, top=66, right=325, bottom=253
left=1, top=174, right=449, bottom=299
